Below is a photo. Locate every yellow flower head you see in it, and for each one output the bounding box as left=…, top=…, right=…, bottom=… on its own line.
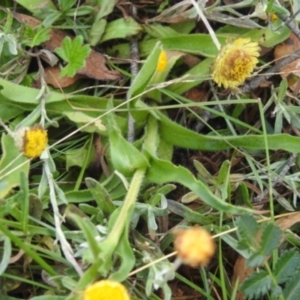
left=174, top=226, right=215, bottom=267
left=14, top=124, right=48, bottom=159
left=156, top=49, right=168, bottom=72
left=212, top=38, right=260, bottom=89
left=83, top=280, right=130, bottom=300
left=269, top=13, right=278, bottom=22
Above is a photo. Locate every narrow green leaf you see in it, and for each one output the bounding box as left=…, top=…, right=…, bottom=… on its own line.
left=89, top=19, right=107, bottom=46
left=94, top=0, right=117, bottom=20
left=146, top=155, right=253, bottom=215
left=128, top=42, right=161, bottom=99
left=85, top=177, right=115, bottom=214
left=0, top=78, right=66, bottom=104
left=167, top=199, right=212, bottom=225
left=161, top=34, right=226, bottom=57
left=70, top=214, right=101, bottom=261
left=14, top=0, right=56, bottom=13
left=166, top=57, right=213, bottom=96
left=0, top=236, right=11, bottom=275
left=158, top=112, right=300, bottom=153
left=19, top=171, right=29, bottom=233
left=109, top=222, right=135, bottom=281
left=0, top=134, right=30, bottom=198
left=30, top=296, right=66, bottom=300
left=143, top=24, right=181, bottom=38
left=59, top=0, right=76, bottom=11
left=101, top=17, right=142, bottom=42
left=0, top=222, right=57, bottom=276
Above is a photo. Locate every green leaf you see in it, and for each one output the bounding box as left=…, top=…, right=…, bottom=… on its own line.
left=101, top=17, right=142, bottom=42
left=215, top=160, right=231, bottom=199
left=55, top=36, right=91, bottom=77
left=89, top=19, right=107, bottom=46
left=85, top=177, right=115, bottom=214
left=0, top=33, right=17, bottom=55
left=167, top=199, right=212, bottom=225
left=128, top=42, right=161, bottom=99
left=19, top=171, right=30, bottom=233
left=236, top=214, right=258, bottom=247
left=0, top=236, right=11, bottom=275
left=274, top=249, right=300, bottom=284
left=30, top=296, right=66, bottom=300
left=259, top=223, right=282, bottom=256
left=158, top=111, right=300, bottom=153
left=0, top=78, right=68, bottom=104
left=143, top=24, right=181, bottom=38
left=95, top=0, right=118, bottom=20
left=241, top=270, right=272, bottom=300
left=29, top=194, right=43, bottom=221
left=0, top=222, right=57, bottom=276
left=66, top=146, right=93, bottom=171
left=22, top=25, right=50, bottom=47
left=0, top=134, right=30, bottom=198
left=161, top=34, right=226, bottom=57
left=63, top=111, right=106, bottom=133
left=146, top=50, right=184, bottom=102
left=109, top=130, right=149, bottom=176
left=247, top=253, right=266, bottom=268
left=70, top=214, right=101, bottom=261
left=108, top=221, right=135, bottom=281
left=146, top=155, right=253, bottom=215
left=0, top=103, right=23, bottom=122
left=283, top=273, right=300, bottom=300
left=14, top=0, right=56, bottom=13
left=58, top=0, right=76, bottom=11
left=166, top=57, right=213, bottom=96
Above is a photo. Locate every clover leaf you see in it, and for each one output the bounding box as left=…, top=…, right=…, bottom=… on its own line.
left=55, top=35, right=90, bottom=77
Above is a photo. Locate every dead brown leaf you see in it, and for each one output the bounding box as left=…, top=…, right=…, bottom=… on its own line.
left=13, top=13, right=121, bottom=84
left=44, top=66, right=83, bottom=88
left=276, top=211, right=300, bottom=230
left=274, top=33, right=300, bottom=92
left=232, top=256, right=255, bottom=300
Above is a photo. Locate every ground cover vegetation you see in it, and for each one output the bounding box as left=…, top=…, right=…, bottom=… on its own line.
left=1, top=0, right=300, bottom=299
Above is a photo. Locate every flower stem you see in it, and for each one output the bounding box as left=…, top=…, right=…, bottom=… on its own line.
left=104, top=167, right=146, bottom=250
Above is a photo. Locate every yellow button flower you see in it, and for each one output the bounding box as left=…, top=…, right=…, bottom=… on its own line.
left=174, top=227, right=215, bottom=267
left=83, top=280, right=130, bottom=300
left=212, top=38, right=260, bottom=89
left=14, top=124, right=48, bottom=159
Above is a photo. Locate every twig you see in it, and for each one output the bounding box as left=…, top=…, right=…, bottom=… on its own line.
left=43, top=157, right=83, bottom=275
left=127, top=5, right=139, bottom=143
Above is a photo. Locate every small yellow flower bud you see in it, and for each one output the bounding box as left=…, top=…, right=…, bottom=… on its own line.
left=83, top=280, right=130, bottom=300
left=269, top=13, right=278, bottom=22
left=174, top=227, right=215, bottom=267
left=156, top=50, right=168, bottom=72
